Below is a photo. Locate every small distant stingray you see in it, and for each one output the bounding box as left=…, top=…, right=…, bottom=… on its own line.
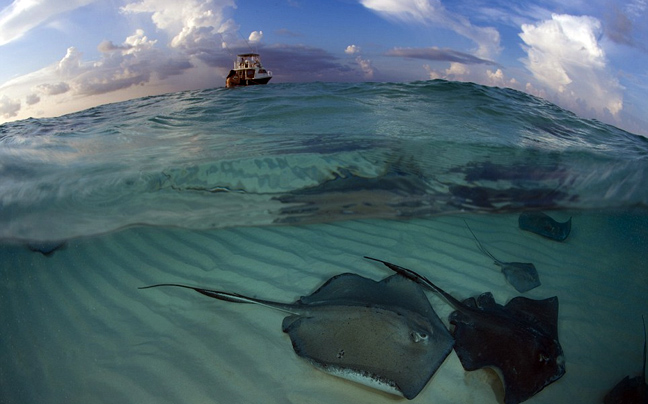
left=448, top=184, right=568, bottom=210
left=140, top=273, right=454, bottom=399
left=518, top=212, right=571, bottom=241
left=26, top=241, right=67, bottom=257
left=464, top=221, right=541, bottom=293
left=604, top=316, right=648, bottom=404
left=365, top=257, right=565, bottom=404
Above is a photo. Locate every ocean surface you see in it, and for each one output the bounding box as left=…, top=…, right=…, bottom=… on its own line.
left=1, top=80, right=647, bottom=404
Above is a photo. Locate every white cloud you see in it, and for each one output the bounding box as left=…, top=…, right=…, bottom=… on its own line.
left=0, top=95, right=21, bottom=118
left=486, top=68, right=504, bottom=84
left=445, top=62, right=469, bottom=77
left=248, top=30, right=263, bottom=43
left=345, top=44, right=361, bottom=54
left=1, top=28, right=195, bottom=110
left=360, top=0, right=433, bottom=23
left=423, top=61, right=469, bottom=81
left=57, top=46, right=83, bottom=78
left=0, top=0, right=96, bottom=46
left=627, top=0, right=648, bottom=16
left=121, top=0, right=236, bottom=50
left=37, top=82, right=70, bottom=95
left=525, top=82, right=547, bottom=99
left=386, top=47, right=496, bottom=64
left=0, top=1, right=242, bottom=123
left=360, top=0, right=501, bottom=59
left=355, top=56, right=375, bottom=79
left=25, top=93, right=40, bottom=105
left=97, top=30, right=158, bottom=54
left=520, top=14, right=623, bottom=117
left=424, top=65, right=441, bottom=80
left=423, top=62, right=523, bottom=92
left=71, top=30, right=193, bottom=95
left=485, top=68, right=518, bottom=88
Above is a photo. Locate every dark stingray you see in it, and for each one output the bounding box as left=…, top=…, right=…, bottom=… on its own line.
left=604, top=316, right=648, bottom=404
left=140, top=273, right=454, bottom=399
left=519, top=212, right=571, bottom=241
left=448, top=184, right=569, bottom=211
left=26, top=240, right=66, bottom=256
left=465, top=222, right=540, bottom=293
left=365, top=257, right=565, bottom=404
left=451, top=160, right=567, bottom=183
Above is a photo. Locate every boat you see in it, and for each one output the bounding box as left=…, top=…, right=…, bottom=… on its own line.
left=226, top=53, right=273, bottom=87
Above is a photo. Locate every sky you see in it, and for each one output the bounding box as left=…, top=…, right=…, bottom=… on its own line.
left=0, top=0, right=646, bottom=136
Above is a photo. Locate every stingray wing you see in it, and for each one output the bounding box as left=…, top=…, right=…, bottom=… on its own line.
left=298, top=273, right=437, bottom=316
left=504, top=296, right=560, bottom=339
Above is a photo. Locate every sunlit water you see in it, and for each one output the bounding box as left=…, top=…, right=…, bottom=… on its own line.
left=1, top=81, right=646, bottom=403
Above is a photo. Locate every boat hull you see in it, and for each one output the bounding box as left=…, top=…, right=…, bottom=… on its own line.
left=226, top=74, right=272, bottom=88
left=241, top=77, right=272, bottom=86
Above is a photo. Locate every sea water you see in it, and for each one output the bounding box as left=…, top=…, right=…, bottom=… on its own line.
left=2, top=81, right=646, bottom=242
left=1, top=81, right=647, bottom=403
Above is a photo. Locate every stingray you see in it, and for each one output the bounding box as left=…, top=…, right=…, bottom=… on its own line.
left=464, top=222, right=541, bottom=293
left=140, top=273, right=454, bottom=399
left=518, top=212, right=571, bottom=241
left=365, top=257, right=565, bottom=404
left=604, top=316, right=648, bottom=404
left=26, top=240, right=67, bottom=257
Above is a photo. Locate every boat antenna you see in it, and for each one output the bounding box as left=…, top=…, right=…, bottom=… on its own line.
left=237, top=30, right=257, bottom=53
left=218, top=32, right=235, bottom=58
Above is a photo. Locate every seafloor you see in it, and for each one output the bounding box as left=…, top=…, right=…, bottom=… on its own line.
left=1, top=210, right=646, bottom=403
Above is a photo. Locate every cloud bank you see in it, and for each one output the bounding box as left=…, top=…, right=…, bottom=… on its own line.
left=0, top=95, right=21, bottom=118
left=0, top=0, right=238, bottom=120
left=52, top=30, right=193, bottom=96
left=360, top=0, right=501, bottom=59
left=520, top=14, right=623, bottom=117
left=0, top=0, right=96, bottom=46
left=120, top=0, right=235, bottom=49
left=386, top=47, right=497, bottom=65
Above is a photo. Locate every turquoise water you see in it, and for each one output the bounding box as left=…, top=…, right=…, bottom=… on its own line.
left=1, top=80, right=647, bottom=242
left=1, top=81, right=647, bottom=404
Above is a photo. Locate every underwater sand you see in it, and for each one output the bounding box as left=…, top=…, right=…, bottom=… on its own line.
left=1, top=211, right=646, bottom=403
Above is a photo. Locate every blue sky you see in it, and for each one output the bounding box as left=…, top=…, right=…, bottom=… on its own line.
left=0, top=0, right=646, bottom=136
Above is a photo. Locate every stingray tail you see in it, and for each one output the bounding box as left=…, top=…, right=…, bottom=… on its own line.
left=139, top=284, right=299, bottom=314
left=463, top=220, right=500, bottom=266
left=642, top=314, right=646, bottom=383
left=364, top=256, right=465, bottom=311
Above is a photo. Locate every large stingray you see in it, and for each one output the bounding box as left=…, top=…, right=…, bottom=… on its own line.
left=140, top=273, right=454, bottom=399
left=604, top=316, right=647, bottom=404
left=465, top=222, right=541, bottom=293
left=365, top=257, right=565, bottom=404
left=518, top=212, right=571, bottom=241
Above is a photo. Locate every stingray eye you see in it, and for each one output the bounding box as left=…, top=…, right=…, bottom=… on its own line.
left=411, top=331, right=429, bottom=343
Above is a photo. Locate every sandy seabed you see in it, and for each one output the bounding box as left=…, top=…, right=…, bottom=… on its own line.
left=1, top=211, right=646, bottom=404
